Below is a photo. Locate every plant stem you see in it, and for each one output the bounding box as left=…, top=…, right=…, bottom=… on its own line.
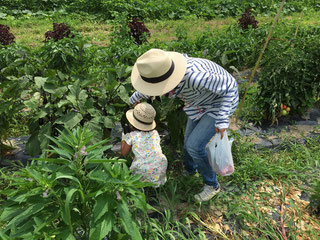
left=108, top=81, right=123, bottom=103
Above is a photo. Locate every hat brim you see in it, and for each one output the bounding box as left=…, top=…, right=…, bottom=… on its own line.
left=126, top=109, right=156, bottom=131
left=131, top=51, right=187, bottom=96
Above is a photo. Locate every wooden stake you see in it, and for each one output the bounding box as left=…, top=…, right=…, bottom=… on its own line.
left=236, top=0, right=286, bottom=121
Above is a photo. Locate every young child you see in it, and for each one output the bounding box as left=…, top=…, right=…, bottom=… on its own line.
left=121, top=102, right=167, bottom=187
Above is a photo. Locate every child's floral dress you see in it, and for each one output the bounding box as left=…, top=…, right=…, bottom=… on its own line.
left=122, top=130, right=167, bottom=187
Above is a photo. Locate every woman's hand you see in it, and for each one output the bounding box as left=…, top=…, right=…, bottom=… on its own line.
left=215, top=128, right=227, bottom=139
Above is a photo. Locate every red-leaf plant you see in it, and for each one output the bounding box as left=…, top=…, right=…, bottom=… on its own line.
left=238, top=8, right=258, bottom=30
left=128, top=17, right=150, bottom=45
left=0, top=24, right=15, bottom=45
left=44, top=22, right=74, bottom=42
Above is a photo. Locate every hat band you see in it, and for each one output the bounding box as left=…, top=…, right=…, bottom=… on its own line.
left=133, top=112, right=153, bottom=125
left=140, top=61, right=175, bottom=84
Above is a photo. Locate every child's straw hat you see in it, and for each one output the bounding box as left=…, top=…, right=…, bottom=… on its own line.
left=126, top=102, right=156, bottom=131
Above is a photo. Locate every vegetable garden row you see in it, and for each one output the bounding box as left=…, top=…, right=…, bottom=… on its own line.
left=0, top=2, right=319, bottom=239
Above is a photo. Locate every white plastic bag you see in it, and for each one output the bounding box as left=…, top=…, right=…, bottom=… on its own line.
left=206, top=131, right=234, bottom=176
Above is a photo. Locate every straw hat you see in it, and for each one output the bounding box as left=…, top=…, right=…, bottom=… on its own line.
left=126, top=102, right=156, bottom=131
left=131, top=49, right=187, bottom=96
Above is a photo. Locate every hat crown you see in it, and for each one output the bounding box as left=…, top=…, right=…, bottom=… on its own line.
left=133, top=102, right=156, bottom=123
left=136, top=49, right=172, bottom=78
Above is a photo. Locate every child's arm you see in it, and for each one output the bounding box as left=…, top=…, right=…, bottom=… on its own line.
left=121, top=140, right=132, bottom=156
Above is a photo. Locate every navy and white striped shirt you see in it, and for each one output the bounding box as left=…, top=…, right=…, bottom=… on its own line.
left=129, top=55, right=239, bottom=129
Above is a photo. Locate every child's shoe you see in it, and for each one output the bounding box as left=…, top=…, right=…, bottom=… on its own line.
left=194, top=184, right=220, bottom=202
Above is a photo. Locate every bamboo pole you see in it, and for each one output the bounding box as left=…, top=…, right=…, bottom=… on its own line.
left=236, top=0, right=286, bottom=121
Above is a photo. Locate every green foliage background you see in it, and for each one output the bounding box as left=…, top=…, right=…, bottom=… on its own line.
left=1, top=12, right=320, bottom=156
left=0, top=0, right=319, bottom=19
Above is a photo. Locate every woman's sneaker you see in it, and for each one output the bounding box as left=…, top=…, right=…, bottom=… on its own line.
left=194, top=184, right=220, bottom=202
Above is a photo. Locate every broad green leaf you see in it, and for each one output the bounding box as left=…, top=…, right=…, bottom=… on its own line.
left=26, top=168, right=43, bottom=183
left=106, top=105, right=116, bottom=115
left=55, top=111, right=83, bottom=129
left=60, top=227, right=77, bottom=240
left=128, top=190, right=147, bottom=212
left=87, top=107, right=101, bottom=117
left=117, top=85, right=130, bottom=105
left=125, top=66, right=133, bottom=75
left=57, top=99, right=70, bottom=108
left=0, top=229, right=9, bottom=240
left=61, top=127, right=79, bottom=145
left=39, top=122, right=52, bottom=152
left=92, top=194, right=110, bottom=223
left=104, top=116, right=115, bottom=129
left=221, top=51, right=228, bottom=66
left=89, top=213, right=113, bottom=240
left=57, top=70, right=66, bottom=81
left=66, top=94, right=77, bottom=106
left=83, top=43, right=92, bottom=49
left=117, top=201, right=143, bottom=240
left=61, top=188, right=78, bottom=229
left=55, top=86, right=68, bottom=98
left=87, top=171, right=109, bottom=183
left=45, top=134, right=74, bottom=155
left=78, top=89, right=88, bottom=106
left=20, top=89, right=31, bottom=99
left=24, top=97, right=38, bottom=110
left=34, top=77, right=47, bottom=89
left=48, top=145, right=72, bottom=159
left=10, top=58, right=25, bottom=68
left=51, top=129, right=77, bottom=148
left=87, top=145, right=113, bottom=160
left=43, top=82, right=56, bottom=94
left=9, top=218, right=34, bottom=238
left=85, top=138, right=111, bottom=152
left=69, top=80, right=81, bottom=98
left=84, top=118, right=103, bottom=143
left=35, top=109, right=48, bottom=119
left=0, top=206, right=23, bottom=221
left=26, top=132, right=41, bottom=156
left=116, top=65, right=126, bottom=78
left=84, top=98, right=94, bottom=109
left=105, top=73, right=117, bottom=90
left=6, top=203, right=44, bottom=229
left=56, top=175, right=82, bottom=189
left=10, top=191, right=34, bottom=204
left=34, top=216, right=49, bottom=233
